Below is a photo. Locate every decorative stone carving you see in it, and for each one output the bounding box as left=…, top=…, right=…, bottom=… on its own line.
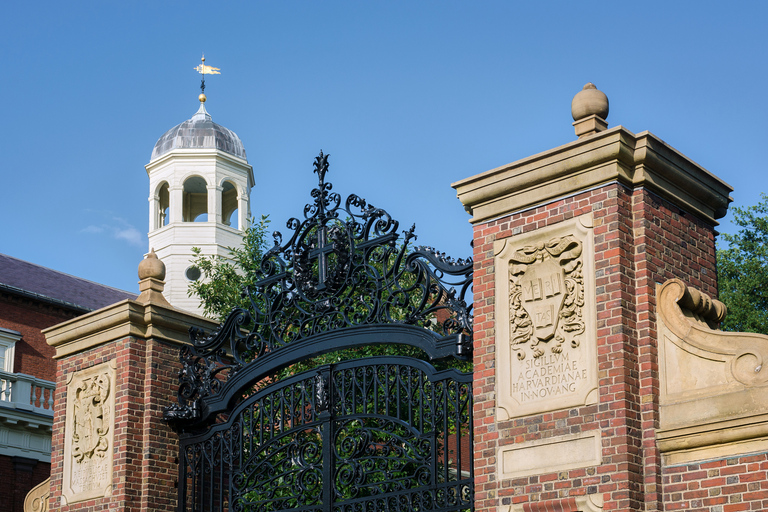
left=62, top=360, right=116, bottom=504
left=495, top=214, right=598, bottom=420
left=24, top=477, right=49, bottom=512
left=657, top=279, right=768, bottom=464
left=508, top=235, right=585, bottom=359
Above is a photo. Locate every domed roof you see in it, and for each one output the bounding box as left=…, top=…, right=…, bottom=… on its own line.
left=150, top=103, right=247, bottom=161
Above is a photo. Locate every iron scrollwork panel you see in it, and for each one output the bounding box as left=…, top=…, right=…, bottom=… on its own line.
left=164, top=152, right=473, bottom=430
left=330, top=359, right=473, bottom=512
left=177, top=358, right=473, bottom=512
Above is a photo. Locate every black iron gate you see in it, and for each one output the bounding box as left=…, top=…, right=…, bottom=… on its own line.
left=165, top=152, right=474, bottom=512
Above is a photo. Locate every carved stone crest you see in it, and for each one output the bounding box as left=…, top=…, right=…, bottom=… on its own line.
left=72, top=373, right=111, bottom=462
left=62, top=360, right=116, bottom=504
left=509, top=236, right=585, bottom=359
left=494, top=214, right=598, bottom=420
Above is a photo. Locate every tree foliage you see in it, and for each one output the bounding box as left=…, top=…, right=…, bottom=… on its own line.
left=189, top=215, right=272, bottom=321
left=188, top=215, right=472, bottom=373
left=717, top=195, right=768, bottom=333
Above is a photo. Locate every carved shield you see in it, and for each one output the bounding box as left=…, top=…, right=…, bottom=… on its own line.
left=72, top=377, right=110, bottom=462
left=519, top=256, right=565, bottom=342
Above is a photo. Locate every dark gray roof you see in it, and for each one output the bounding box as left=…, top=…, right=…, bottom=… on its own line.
left=0, top=253, right=136, bottom=313
left=150, top=103, right=247, bottom=161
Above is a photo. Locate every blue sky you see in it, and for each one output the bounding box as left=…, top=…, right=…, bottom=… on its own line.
left=2, top=2, right=766, bottom=294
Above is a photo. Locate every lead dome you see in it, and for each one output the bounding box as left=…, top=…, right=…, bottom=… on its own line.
left=150, top=103, right=246, bottom=161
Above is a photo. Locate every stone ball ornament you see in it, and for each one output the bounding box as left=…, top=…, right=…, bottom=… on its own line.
left=571, top=83, right=609, bottom=121
left=138, top=249, right=166, bottom=281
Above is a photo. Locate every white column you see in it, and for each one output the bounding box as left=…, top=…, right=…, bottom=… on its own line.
left=170, top=185, right=183, bottom=224
left=210, top=185, right=222, bottom=224
left=239, top=193, right=249, bottom=230
left=148, top=194, right=157, bottom=232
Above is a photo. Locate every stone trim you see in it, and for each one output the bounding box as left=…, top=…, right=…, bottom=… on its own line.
left=498, top=430, right=602, bottom=480
left=23, top=477, right=49, bottom=512
left=506, top=493, right=604, bottom=512
left=43, top=299, right=217, bottom=359
left=452, top=126, right=732, bottom=225
left=657, top=278, right=768, bottom=464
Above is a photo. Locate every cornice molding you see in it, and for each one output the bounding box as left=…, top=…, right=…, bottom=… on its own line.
left=452, top=126, right=733, bottom=225
left=43, top=298, right=217, bottom=359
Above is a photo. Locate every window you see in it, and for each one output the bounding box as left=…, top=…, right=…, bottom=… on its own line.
left=221, top=181, right=239, bottom=229
left=0, top=327, right=20, bottom=373
left=183, top=176, right=208, bottom=222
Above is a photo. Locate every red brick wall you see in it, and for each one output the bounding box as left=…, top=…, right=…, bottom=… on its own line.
left=472, top=183, right=722, bottom=511
left=47, top=335, right=182, bottom=512
left=0, top=455, right=51, bottom=512
left=662, top=453, right=768, bottom=511
left=0, top=293, right=77, bottom=381
left=0, top=294, right=77, bottom=509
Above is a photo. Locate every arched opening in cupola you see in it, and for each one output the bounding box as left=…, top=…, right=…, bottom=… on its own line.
left=157, top=182, right=170, bottom=227
left=221, top=180, right=238, bottom=229
left=183, top=176, right=208, bottom=222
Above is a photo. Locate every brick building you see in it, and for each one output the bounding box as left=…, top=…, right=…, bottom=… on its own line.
left=0, top=253, right=135, bottom=512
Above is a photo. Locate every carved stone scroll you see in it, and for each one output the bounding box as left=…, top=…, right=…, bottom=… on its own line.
left=62, top=360, right=116, bottom=504
left=495, top=214, right=598, bottom=420
left=24, top=477, right=49, bottom=512
left=657, top=279, right=768, bottom=464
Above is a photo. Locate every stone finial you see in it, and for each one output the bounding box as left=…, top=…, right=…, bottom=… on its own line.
left=136, top=249, right=172, bottom=307
left=571, top=83, right=609, bottom=138
left=138, top=249, right=166, bottom=281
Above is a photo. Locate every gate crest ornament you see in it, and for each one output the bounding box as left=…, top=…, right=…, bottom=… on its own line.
left=509, top=235, right=585, bottom=359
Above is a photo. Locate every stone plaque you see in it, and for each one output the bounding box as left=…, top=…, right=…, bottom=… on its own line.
left=62, top=360, right=116, bottom=504
left=495, top=214, right=597, bottom=419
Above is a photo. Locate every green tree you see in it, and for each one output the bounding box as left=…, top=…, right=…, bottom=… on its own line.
left=717, top=195, right=768, bottom=333
left=188, top=215, right=271, bottom=321
left=188, top=215, right=471, bottom=373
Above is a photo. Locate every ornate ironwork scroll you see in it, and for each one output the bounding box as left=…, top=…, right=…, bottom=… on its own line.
left=177, top=358, right=473, bottom=512
left=166, top=152, right=474, bottom=512
left=165, top=151, right=473, bottom=429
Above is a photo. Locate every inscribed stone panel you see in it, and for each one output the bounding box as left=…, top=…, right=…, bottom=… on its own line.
left=62, top=359, right=116, bottom=504
left=494, top=214, right=598, bottom=420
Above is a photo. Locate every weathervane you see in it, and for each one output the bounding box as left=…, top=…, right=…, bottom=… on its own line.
left=194, top=54, right=220, bottom=103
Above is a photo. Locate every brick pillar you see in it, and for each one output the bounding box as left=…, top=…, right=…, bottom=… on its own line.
left=453, top=87, right=732, bottom=512
left=42, top=253, right=216, bottom=512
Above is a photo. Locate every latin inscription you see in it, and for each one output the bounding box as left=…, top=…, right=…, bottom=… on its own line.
left=512, top=352, right=588, bottom=402
left=71, top=458, right=109, bottom=493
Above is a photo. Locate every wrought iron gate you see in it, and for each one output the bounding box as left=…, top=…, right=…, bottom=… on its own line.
left=165, top=152, right=474, bottom=512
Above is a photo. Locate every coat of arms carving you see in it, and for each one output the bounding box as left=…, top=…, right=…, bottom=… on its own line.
left=72, top=373, right=111, bottom=462
left=509, top=235, right=585, bottom=359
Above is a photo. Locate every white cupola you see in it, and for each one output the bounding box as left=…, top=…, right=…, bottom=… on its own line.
left=146, top=95, right=253, bottom=315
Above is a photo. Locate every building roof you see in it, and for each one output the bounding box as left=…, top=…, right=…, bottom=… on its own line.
left=0, top=253, right=136, bottom=313
left=150, top=103, right=247, bottom=161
